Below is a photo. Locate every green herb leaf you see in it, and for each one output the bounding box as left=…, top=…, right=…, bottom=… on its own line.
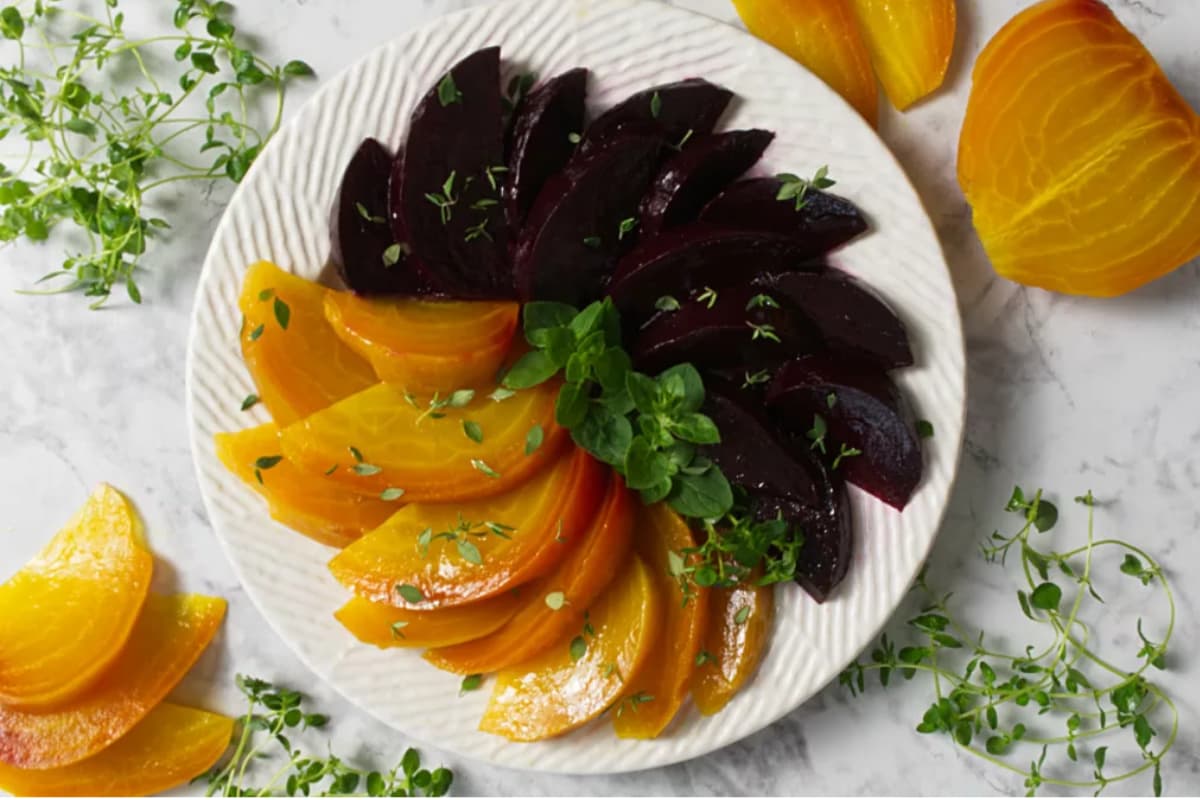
left=544, top=591, right=566, bottom=611
left=380, top=487, right=406, bottom=502
left=461, top=420, right=484, bottom=443
left=649, top=90, right=662, bottom=118
left=670, top=412, right=721, bottom=445
left=459, top=674, right=483, bottom=694
left=1030, top=582, right=1062, bottom=612
left=555, top=382, right=590, bottom=428
left=437, top=73, right=462, bottom=106
left=571, top=405, right=633, bottom=466
left=733, top=606, right=751, bottom=625
left=456, top=539, right=483, bottom=565
left=241, top=393, right=260, bottom=411
left=396, top=584, right=424, bottom=604
left=471, top=459, right=501, bottom=479
left=503, top=351, right=559, bottom=389
left=569, top=635, right=587, bottom=661
left=916, top=419, right=934, bottom=438
left=669, top=466, right=733, bottom=519
left=655, top=295, right=681, bottom=312
left=254, top=455, right=283, bottom=470
left=525, top=424, right=544, bottom=455
left=273, top=297, right=290, bottom=330
left=352, top=463, right=383, bottom=476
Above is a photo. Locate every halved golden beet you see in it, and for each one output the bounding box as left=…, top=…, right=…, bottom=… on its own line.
left=215, top=423, right=397, bottom=548
left=479, top=554, right=660, bottom=742
left=0, top=703, right=233, bottom=797
left=848, top=0, right=956, bottom=110
left=426, top=478, right=634, bottom=674
left=335, top=592, right=522, bottom=649
left=0, top=485, right=152, bottom=711
left=733, top=0, right=879, bottom=126
left=240, top=261, right=376, bottom=425
left=958, top=0, right=1200, bottom=296
left=613, top=503, right=709, bottom=739
left=280, top=380, right=568, bottom=503
left=329, top=448, right=606, bottom=608
left=0, top=594, right=226, bottom=769
left=323, top=292, right=519, bottom=394
left=691, top=581, right=774, bottom=716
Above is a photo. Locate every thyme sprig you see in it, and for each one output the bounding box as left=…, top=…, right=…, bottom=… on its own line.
left=0, top=0, right=312, bottom=305
left=839, top=489, right=1177, bottom=797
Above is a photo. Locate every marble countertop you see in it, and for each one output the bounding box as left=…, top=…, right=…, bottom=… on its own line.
left=2, top=0, right=1198, bottom=795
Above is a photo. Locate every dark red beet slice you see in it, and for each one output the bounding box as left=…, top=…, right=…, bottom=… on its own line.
left=702, top=380, right=852, bottom=603
left=632, top=284, right=819, bottom=373
left=758, top=270, right=913, bottom=369
left=767, top=355, right=923, bottom=510
left=580, top=78, right=733, bottom=155
left=331, top=138, right=428, bottom=295
left=505, top=68, right=588, bottom=230
left=701, top=177, right=868, bottom=254
left=607, top=223, right=824, bottom=322
left=398, top=47, right=512, bottom=298
left=640, top=130, right=774, bottom=236
left=514, top=132, right=662, bottom=305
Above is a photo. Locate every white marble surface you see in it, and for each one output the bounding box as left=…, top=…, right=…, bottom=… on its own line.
left=1, top=0, right=1198, bottom=795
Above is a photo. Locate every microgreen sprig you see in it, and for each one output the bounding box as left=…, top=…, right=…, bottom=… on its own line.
left=0, top=0, right=313, bottom=306
left=839, top=489, right=1177, bottom=797
left=201, top=675, right=453, bottom=797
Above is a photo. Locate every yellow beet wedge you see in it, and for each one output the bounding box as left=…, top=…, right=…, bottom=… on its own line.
left=0, top=703, right=233, bottom=797
left=480, top=554, right=660, bottom=742
left=0, top=593, right=226, bottom=769
left=0, top=485, right=153, bottom=711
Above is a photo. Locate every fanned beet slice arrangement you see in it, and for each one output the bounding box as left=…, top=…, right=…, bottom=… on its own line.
left=326, top=46, right=925, bottom=603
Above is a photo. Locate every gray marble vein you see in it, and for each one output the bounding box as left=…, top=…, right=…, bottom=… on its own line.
left=1, top=0, right=1198, bottom=795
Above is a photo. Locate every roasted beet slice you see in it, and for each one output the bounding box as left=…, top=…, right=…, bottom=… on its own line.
left=702, top=380, right=852, bottom=603
left=633, top=284, right=819, bottom=373
left=514, top=132, right=662, bottom=304
left=767, top=355, right=923, bottom=510
left=398, top=47, right=511, bottom=298
left=758, top=270, right=913, bottom=369
left=607, top=224, right=823, bottom=322
left=701, top=177, right=868, bottom=254
left=505, top=68, right=588, bottom=229
left=640, top=130, right=775, bottom=236
left=580, top=78, right=733, bottom=155
left=331, top=138, right=428, bottom=295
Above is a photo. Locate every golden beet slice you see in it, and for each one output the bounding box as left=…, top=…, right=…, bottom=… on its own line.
left=848, top=0, right=956, bottom=110
left=280, top=380, right=568, bottom=503
left=215, top=423, right=396, bottom=548
left=0, top=594, right=226, bottom=769
left=958, top=0, right=1200, bottom=296
left=613, top=503, right=709, bottom=739
left=733, top=0, right=878, bottom=126
left=0, top=485, right=152, bottom=711
left=329, top=448, right=606, bottom=608
left=240, top=261, right=376, bottom=425
left=426, top=478, right=634, bottom=674
left=335, top=592, right=522, bottom=649
left=0, top=703, right=233, bottom=797
left=691, top=580, right=774, bottom=716
left=323, top=292, right=519, bottom=394
left=479, top=554, right=660, bottom=742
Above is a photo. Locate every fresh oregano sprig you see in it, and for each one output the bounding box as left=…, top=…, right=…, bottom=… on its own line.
left=502, top=298, right=732, bottom=519
left=201, top=675, right=453, bottom=797
left=0, top=0, right=313, bottom=306
left=501, top=299, right=808, bottom=588
left=839, top=489, right=1177, bottom=796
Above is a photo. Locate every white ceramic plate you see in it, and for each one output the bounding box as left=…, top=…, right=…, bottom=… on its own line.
left=187, top=0, right=965, bottom=774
